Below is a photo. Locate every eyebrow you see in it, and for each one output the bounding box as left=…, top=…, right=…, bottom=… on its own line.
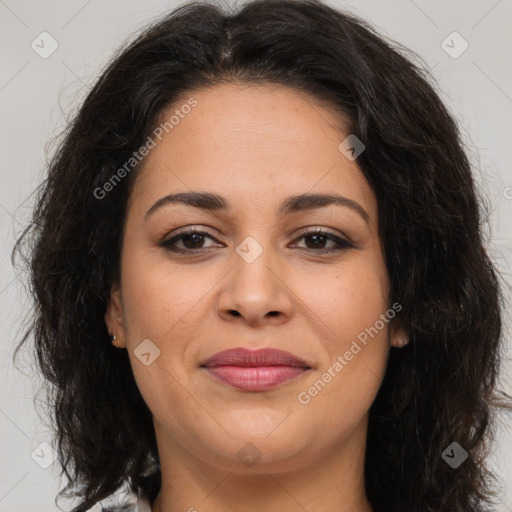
left=145, top=191, right=370, bottom=225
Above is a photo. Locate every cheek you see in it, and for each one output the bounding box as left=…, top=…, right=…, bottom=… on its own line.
left=118, top=252, right=205, bottom=415
left=295, top=262, right=390, bottom=435
left=308, top=258, right=389, bottom=353
left=120, top=248, right=211, bottom=341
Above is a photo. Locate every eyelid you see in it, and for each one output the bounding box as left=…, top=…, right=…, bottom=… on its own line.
left=160, top=225, right=355, bottom=253
left=160, top=226, right=223, bottom=250
left=293, top=226, right=353, bottom=243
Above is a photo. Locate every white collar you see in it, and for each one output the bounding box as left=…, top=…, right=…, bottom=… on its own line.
left=135, top=494, right=152, bottom=512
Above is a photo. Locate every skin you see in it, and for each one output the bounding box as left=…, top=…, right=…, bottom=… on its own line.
left=105, top=82, right=408, bottom=512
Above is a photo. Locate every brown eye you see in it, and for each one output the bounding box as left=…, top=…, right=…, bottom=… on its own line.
left=160, top=228, right=221, bottom=253
left=291, top=229, right=354, bottom=253
left=160, top=227, right=354, bottom=254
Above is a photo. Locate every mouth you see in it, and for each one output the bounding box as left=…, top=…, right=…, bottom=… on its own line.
left=200, top=347, right=312, bottom=392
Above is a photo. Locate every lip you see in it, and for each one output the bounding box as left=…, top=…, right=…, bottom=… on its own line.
left=200, top=347, right=312, bottom=392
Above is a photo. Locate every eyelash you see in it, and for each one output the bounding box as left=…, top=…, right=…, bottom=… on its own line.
left=160, top=227, right=354, bottom=254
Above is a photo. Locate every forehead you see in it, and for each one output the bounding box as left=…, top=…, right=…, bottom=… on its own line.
left=129, top=82, right=376, bottom=223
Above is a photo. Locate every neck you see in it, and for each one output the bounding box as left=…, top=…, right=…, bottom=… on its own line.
left=151, top=417, right=373, bottom=512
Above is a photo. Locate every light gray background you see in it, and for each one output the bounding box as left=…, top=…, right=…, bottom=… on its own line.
left=1, top=1, right=511, bottom=511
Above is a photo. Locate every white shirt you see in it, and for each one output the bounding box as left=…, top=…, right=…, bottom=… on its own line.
left=135, top=494, right=152, bottom=512
left=86, top=492, right=152, bottom=511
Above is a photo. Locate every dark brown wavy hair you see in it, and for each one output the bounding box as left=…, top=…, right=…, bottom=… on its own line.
left=12, top=0, right=512, bottom=511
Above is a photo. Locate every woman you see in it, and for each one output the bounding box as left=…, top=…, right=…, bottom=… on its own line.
left=13, top=0, right=512, bottom=511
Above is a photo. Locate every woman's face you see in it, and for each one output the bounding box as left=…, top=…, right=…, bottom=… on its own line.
left=107, top=82, right=404, bottom=474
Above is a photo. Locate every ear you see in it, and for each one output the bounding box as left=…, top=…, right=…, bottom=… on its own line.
left=389, top=321, right=409, bottom=348
left=105, top=282, right=127, bottom=349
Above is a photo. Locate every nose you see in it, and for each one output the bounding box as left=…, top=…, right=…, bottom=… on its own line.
left=217, top=245, right=293, bottom=328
